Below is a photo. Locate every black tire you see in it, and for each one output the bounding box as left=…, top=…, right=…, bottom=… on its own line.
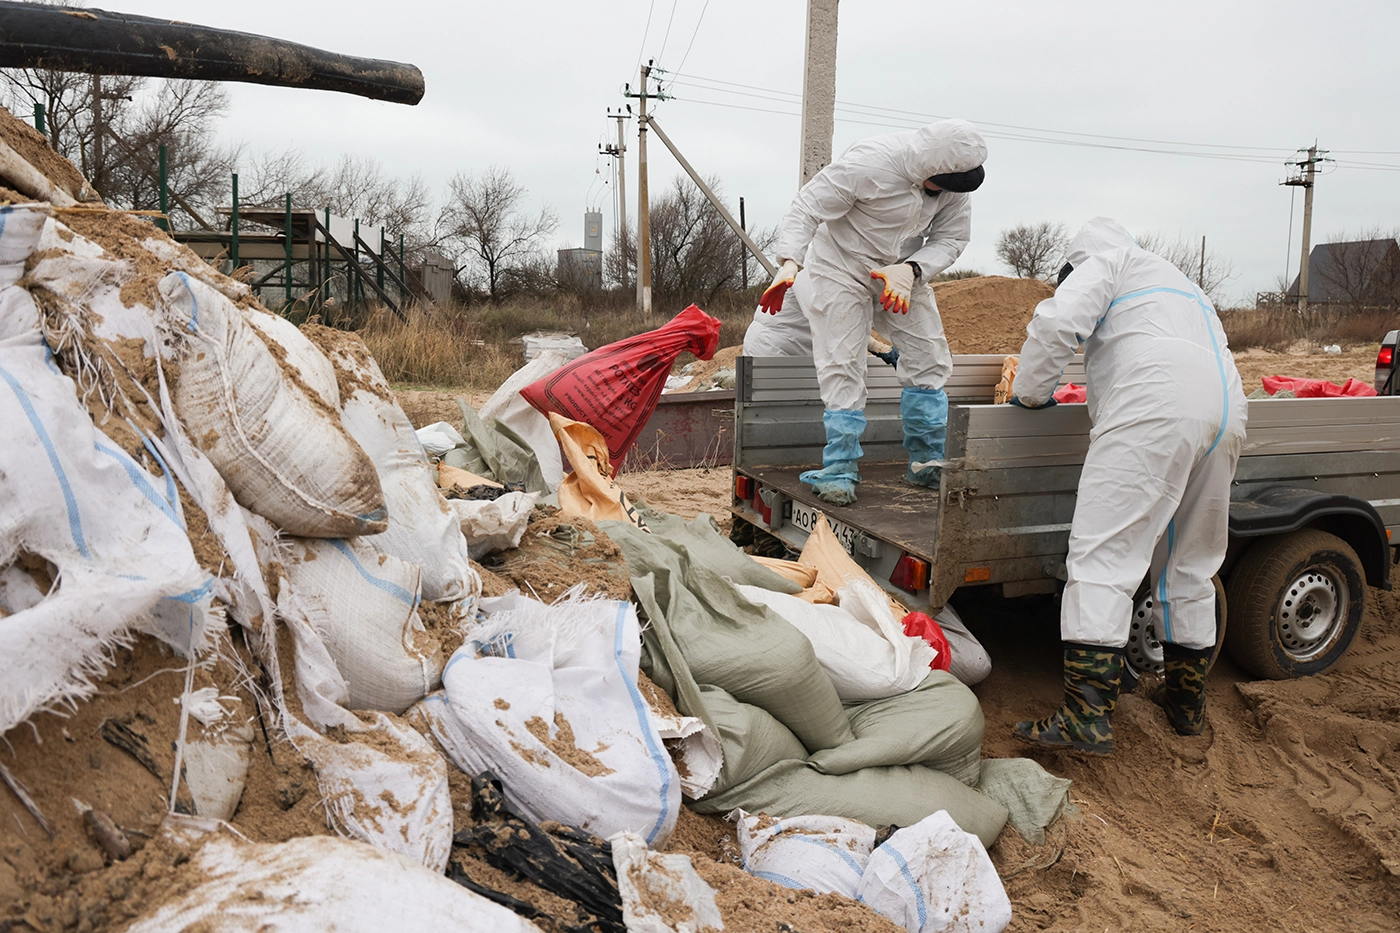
left=1223, top=529, right=1366, bottom=680
left=1122, top=575, right=1227, bottom=691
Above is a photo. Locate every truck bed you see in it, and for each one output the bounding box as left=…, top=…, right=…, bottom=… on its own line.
left=742, top=461, right=939, bottom=560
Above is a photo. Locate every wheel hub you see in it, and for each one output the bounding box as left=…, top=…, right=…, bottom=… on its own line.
left=1125, top=593, right=1163, bottom=676
left=1278, top=569, right=1345, bottom=660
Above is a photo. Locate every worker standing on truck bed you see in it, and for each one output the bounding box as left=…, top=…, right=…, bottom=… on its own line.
left=756, top=120, right=987, bottom=506
left=1009, top=216, right=1248, bottom=755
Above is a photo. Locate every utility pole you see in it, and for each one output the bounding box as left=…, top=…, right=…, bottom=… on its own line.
left=1281, top=144, right=1329, bottom=316
left=740, top=196, right=747, bottom=291
left=625, top=63, right=665, bottom=314
left=1198, top=235, right=1206, bottom=289
left=599, top=109, right=629, bottom=256
left=798, top=0, right=839, bottom=188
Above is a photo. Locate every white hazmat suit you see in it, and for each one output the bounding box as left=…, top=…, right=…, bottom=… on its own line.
left=771, top=120, right=984, bottom=411
left=763, top=120, right=986, bottom=505
left=1012, top=217, right=1248, bottom=652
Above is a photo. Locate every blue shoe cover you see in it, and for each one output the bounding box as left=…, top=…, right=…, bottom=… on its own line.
left=901, top=387, right=947, bottom=484
left=799, top=409, right=865, bottom=506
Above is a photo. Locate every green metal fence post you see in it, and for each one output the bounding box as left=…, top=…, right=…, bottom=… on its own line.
left=377, top=226, right=385, bottom=294
left=323, top=207, right=331, bottom=310
left=157, top=145, right=169, bottom=232
left=399, top=232, right=405, bottom=301
left=284, top=192, right=293, bottom=309
left=353, top=218, right=361, bottom=309
left=32, top=102, right=44, bottom=136
left=230, top=172, right=240, bottom=274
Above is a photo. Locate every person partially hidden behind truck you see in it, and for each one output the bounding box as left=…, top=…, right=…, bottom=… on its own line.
left=1008, top=216, right=1248, bottom=755
left=754, top=119, right=987, bottom=507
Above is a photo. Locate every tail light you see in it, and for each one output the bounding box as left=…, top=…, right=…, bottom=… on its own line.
left=890, top=553, right=930, bottom=593
left=735, top=475, right=755, bottom=500
left=1378, top=346, right=1393, bottom=368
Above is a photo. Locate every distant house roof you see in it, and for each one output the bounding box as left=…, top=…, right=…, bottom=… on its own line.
left=1287, top=238, right=1400, bottom=302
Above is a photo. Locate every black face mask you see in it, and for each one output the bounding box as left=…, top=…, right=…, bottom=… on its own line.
left=1057, top=262, right=1074, bottom=286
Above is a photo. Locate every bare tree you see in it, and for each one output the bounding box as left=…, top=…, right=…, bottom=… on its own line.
left=438, top=166, right=557, bottom=302
left=995, top=222, right=1069, bottom=280
left=1313, top=227, right=1400, bottom=310
left=1135, top=232, right=1235, bottom=303
left=606, top=175, right=775, bottom=303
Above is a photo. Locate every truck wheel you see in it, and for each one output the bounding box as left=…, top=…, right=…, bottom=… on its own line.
left=1223, top=529, right=1365, bottom=680
left=1123, top=575, right=1226, bottom=690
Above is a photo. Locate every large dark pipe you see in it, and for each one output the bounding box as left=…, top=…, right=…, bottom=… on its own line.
left=0, top=2, right=424, bottom=105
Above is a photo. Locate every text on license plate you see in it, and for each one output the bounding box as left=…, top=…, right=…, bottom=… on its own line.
left=788, top=501, right=860, bottom=555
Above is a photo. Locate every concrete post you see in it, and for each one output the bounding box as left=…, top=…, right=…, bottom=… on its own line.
left=798, top=0, right=839, bottom=189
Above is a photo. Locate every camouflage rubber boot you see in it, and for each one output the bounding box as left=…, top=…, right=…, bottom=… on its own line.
left=1151, top=643, right=1212, bottom=736
left=1014, top=644, right=1125, bottom=756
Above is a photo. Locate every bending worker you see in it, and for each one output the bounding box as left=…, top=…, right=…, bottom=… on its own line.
left=1010, top=217, right=1247, bottom=756
left=757, top=119, right=987, bottom=505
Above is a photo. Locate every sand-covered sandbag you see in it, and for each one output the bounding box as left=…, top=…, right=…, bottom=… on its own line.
left=1, top=206, right=216, bottom=735
left=610, top=830, right=723, bottom=933
left=409, top=588, right=681, bottom=847
left=124, top=834, right=538, bottom=933
left=303, top=325, right=476, bottom=602
left=279, top=536, right=441, bottom=714
left=734, top=809, right=876, bottom=898
left=479, top=349, right=573, bottom=492
left=162, top=272, right=387, bottom=537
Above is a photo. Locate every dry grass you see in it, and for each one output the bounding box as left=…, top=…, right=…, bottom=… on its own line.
left=356, top=292, right=757, bottom=390
left=1222, top=307, right=1400, bottom=352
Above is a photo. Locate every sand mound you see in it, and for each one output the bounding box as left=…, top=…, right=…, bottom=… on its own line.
left=934, top=275, right=1054, bottom=355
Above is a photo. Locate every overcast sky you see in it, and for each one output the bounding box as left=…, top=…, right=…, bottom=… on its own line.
left=111, top=0, right=1400, bottom=306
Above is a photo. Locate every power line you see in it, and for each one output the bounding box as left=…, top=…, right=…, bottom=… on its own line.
left=672, top=0, right=710, bottom=77
left=656, top=0, right=679, bottom=66
left=633, top=0, right=656, bottom=77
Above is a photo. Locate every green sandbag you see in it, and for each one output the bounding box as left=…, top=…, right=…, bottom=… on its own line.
left=632, top=509, right=801, bottom=595
left=447, top=399, right=548, bottom=493
left=692, top=759, right=1008, bottom=850
left=809, top=672, right=984, bottom=787
left=698, top=685, right=809, bottom=791
left=610, top=519, right=853, bottom=753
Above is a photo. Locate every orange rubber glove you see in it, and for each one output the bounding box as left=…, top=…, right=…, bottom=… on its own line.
left=758, top=259, right=801, bottom=314
left=870, top=262, right=917, bottom=314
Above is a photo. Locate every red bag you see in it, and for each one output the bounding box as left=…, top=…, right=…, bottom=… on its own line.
left=902, top=611, right=952, bottom=673
left=1052, top=382, right=1087, bottom=404
left=520, top=305, right=722, bottom=462
left=1260, top=375, right=1377, bottom=398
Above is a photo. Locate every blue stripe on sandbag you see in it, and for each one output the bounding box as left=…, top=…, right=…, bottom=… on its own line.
left=752, top=870, right=808, bottom=890
left=613, top=599, right=672, bottom=846
left=883, top=844, right=928, bottom=928
left=94, top=439, right=183, bottom=529
left=784, top=834, right=865, bottom=878
left=0, top=362, right=90, bottom=557
left=326, top=539, right=416, bottom=605
left=163, top=579, right=215, bottom=604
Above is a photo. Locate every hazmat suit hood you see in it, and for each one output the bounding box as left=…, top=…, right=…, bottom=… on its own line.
left=892, top=120, right=987, bottom=185
left=1064, top=216, right=1138, bottom=269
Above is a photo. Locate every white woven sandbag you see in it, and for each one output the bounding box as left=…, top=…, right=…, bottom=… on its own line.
left=410, top=588, right=680, bottom=846
left=0, top=207, right=216, bottom=735
left=279, top=536, right=441, bottom=714
left=609, top=831, right=723, bottom=933
left=452, top=491, right=537, bottom=559
left=736, top=580, right=935, bottom=702
left=162, top=271, right=387, bottom=538
left=733, top=809, right=876, bottom=899
left=124, top=835, right=539, bottom=933
left=856, top=811, right=1012, bottom=933
left=304, top=325, right=476, bottom=603
left=244, top=310, right=340, bottom=410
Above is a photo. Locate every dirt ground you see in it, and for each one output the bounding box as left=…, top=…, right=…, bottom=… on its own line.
left=616, top=463, right=1400, bottom=933
left=1232, top=344, right=1376, bottom=394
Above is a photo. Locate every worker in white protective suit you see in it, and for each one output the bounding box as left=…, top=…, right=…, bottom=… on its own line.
left=743, top=269, right=904, bottom=364
left=1009, top=217, right=1247, bottom=756
left=757, top=120, right=987, bottom=506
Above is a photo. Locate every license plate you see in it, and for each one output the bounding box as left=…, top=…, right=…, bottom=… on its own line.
left=788, top=500, right=861, bottom=555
